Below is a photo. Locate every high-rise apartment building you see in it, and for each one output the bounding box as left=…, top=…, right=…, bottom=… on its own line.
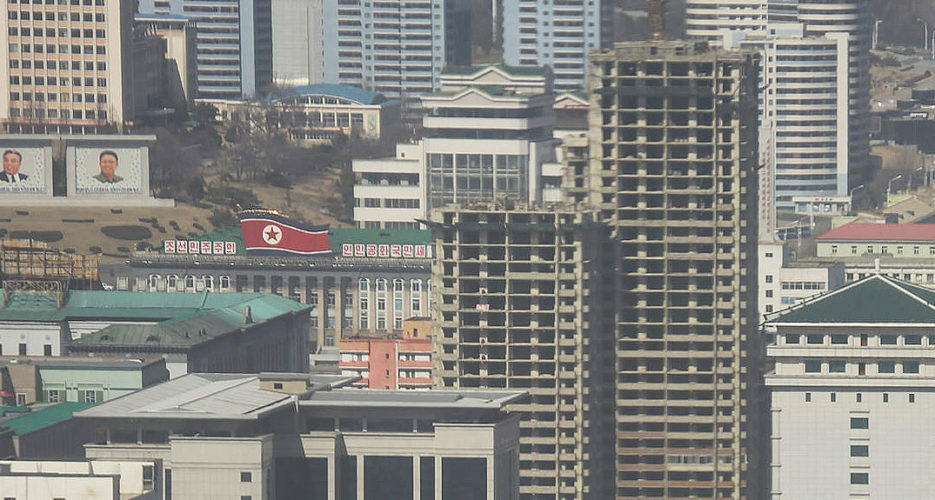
left=431, top=205, right=616, bottom=499
left=725, top=26, right=850, bottom=209
left=0, top=0, right=136, bottom=133
left=685, top=0, right=799, bottom=41
left=321, top=0, right=470, bottom=99
left=137, top=0, right=273, bottom=99
left=501, top=0, right=613, bottom=92
left=270, top=0, right=323, bottom=87
left=586, top=41, right=761, bottom=499
left=796, top=0, right=872, bottom=188
left=686, top=0, right=872, bottom=202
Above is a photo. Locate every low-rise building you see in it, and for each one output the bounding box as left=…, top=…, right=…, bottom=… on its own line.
left=75, top=372, right=525, bottom=499
left=0, top=460, right=156, bottom=500
left=113, top=228, right=433, bottom=350
left=0, top=402, right=96, bottom=458
left=765, top=274, right=935, bottom=498
left=207, top=83, right=401, bottom=144
left=816, top=222, right=935, bottom=259
left=339, top=337, right=432, bottom=389
left=0, top=357, right=168, bottom=406
left=759, top=241, right=846, bottom=317
left=0, top=290, right=309, bottom=378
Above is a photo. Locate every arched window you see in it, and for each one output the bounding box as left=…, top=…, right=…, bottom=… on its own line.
left=167, top=274, right=179, bottom=291
left=219, top=275, right=231, bottom=290
left=203, top=275, right=214, bottom=291
left=147, top=274, right=161, bottom=292
left=185, top=275, right=195, bottom=290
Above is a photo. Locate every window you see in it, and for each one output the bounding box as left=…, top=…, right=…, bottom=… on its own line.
left=850, top=417, right=869, bottom=429
left=84, top=390, right=97, bottom=403
left=806, top=335, right=823, bottom=344
left=906, top=335, right=922, bottom=345
left=829, top=361, right=846, bottom=373
left=910, top=393, right=916, bottom=403
left=904, top=361, right=920, bottom=374
left=804, top=392, right=811, bottom=402
left=43, top=344, right=52, bottom=356
left=785, top=334, right=800, bottom=344
left=19, top=343, right=26, bottom=355
left=143, top=465, right=155, bottom=490
left=830, top=392, right=836, bottom=402
left=241, top=472, right=252, bottom=483
left=765, top=290, right=773, bottom=298
left=830, top=335, right=847, bottom=345
left=858, top=362, right=866, bottom=376
left=16, top=393, right=26, bottom=406
left=878, top=361, right=895, bottom=373
left=883, top=393, right=889, bottom=403
left=880, top=335, right=897, bottom=345
left=804, top=360, right=822, bottom=373
left=850, top=473, right=868, bottom=485
left=765, top=275, right=773, bottom=283
left=856, top=393, right=862, bottom=403
left=47, top=389, right=59, bottom=402
left=850, top=445, right=869, bottom=457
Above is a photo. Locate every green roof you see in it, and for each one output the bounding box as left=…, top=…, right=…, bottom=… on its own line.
left=328, top=228, right=431, bottom=248
left=0, top=406, right=30, bottom=417
left=72, top=293, right=310, bottom=348
left=771, top=274, right=935, bottom=324
left=0, top=290, right=290, bottom=322
left=2, top=403, right=94, bottom=435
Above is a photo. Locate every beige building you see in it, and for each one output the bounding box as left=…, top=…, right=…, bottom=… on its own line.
left=0, top=460, right=156, bottom=499
left=0, top=0, right=136, bottom=133
left=430, top=205, right=616, bottom=498
left=76, top=372, right=525, bottom=500
left=586, top=41, right=762, bottom=498
left=134, top=13, right=197, bottom=105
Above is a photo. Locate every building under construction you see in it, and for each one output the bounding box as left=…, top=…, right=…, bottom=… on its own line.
left=587, top=41, right=762, bottom=499
left=431, top=204, right=616, bottom=499
left=0, top=240, right=100, bottom=306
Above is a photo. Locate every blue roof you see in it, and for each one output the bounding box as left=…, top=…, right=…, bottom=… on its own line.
left=268, top=84, right=386, bottom=106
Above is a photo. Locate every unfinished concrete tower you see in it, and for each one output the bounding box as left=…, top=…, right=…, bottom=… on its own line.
left=431, top=204, right=616, bottom=498
left=586, top=41, right=761, bottom=499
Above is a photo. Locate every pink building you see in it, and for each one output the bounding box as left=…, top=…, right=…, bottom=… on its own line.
left=339, top=338, right=431, bottom=389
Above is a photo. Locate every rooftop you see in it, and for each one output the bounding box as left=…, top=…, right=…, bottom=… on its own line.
left=2, top=403, right=94, bottom=436
left=816, top=222, right=935, bottom=242
left=0, top=357, right=165, bottom=370
left=0, top=290, right=302, bottom=323
left=71, top=294, right=309, bottom=348
left=768, top=274, right=935, bottom=325
left=443, top=65, right=550, bottom=78
left=75, top=373, right=526, bottom=421
left=266, top=84, right=387, bottom=106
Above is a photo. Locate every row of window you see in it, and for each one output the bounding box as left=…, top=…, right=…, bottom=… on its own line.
left=9, top=10, right=105, bottom=21
left=8, top=0, right=106, bottom=5
left=11, top=59, right=105, bottom=70
left=10, top=75, right=106, bottom=86
left=830, top=244, right=935, bottom=256
left=10, top=42, right=106, bottom=54
left=804, top=392, right=916, bottom=403
left=785, top=333, right=935, bottom=347
left=0, top=342, right=52, bottom=356
left=804, top=360, right=920, bottom=374
left=9, top=27, right=106, bottom=38
left=148, top=274, right=231, bottom=292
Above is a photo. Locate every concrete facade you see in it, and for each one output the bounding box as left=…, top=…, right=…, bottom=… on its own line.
left=339, top=337, right=432, bottom=389
left=431, top=205, right=616, bottom=498
left=115, top=253, right=431, bottom=349
left=758, top=241, right=846, bottom=318
left=586, top=41, right=762, bottom=498
left=765, top=275, right=935, bottom=499
left=137, top=0, right=273, bottom=99
left=76, top=372, right=525, bottom=500
left=271, top=0, right=323, bottom=87
left=501, top=0, right=613, bottom=92
left=0, top=0, right=136, bottom=133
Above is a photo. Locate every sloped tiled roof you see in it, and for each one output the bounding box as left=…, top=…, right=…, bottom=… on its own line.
left=71, top=294, right=309, bottom=348
left=816, top=222, right=935, bottom=242
left=770, top=274, right=935, bottom=324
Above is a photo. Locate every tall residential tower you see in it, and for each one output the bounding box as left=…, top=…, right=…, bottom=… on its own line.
left=587, top=41, right=761, bottom=499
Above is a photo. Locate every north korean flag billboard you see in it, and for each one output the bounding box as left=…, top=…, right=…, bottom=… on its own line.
left=238, top=211, right=331, bottom=256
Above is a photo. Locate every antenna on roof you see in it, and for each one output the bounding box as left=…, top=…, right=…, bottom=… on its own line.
left=243, top=305, right=253, bottom=324
left=648, top=0, right=667, bottom=41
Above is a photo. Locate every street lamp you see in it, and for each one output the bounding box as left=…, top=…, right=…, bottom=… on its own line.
left=887, top=175, right=903, bottom=204
left=849, top=184, right=865, bottom=211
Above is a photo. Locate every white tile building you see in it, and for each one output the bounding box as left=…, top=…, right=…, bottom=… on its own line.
left=766, top=274, right=935, bottom=498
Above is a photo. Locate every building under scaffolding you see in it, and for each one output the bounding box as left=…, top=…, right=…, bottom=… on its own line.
left=0, top=240, right=100, bottom=306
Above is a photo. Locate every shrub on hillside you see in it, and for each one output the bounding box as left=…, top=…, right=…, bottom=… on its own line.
left=101, top=225, right=152, bottom=240
left=9, top=230, right=63, bottom=242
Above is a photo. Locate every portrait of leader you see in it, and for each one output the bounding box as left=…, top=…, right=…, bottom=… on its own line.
left=94, top=150, right=123, bottom=184
left=0, top=150, right=28, bottom=183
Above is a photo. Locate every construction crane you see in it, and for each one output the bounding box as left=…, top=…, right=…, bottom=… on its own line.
left=648, top=0, right=667, bottom=41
